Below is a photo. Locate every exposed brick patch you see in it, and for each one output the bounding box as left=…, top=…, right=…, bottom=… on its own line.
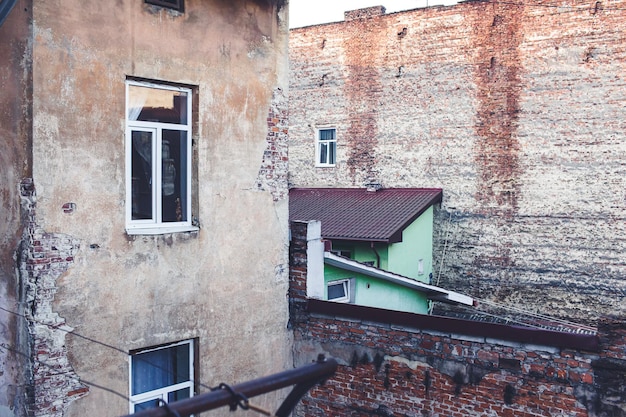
left=343, top=14, right=384, bottom=185
left=19, top=178, right=88, bottom=417
left=256, top=88, right=288, bottom=201
left=473, top=2, right=523, bottom=217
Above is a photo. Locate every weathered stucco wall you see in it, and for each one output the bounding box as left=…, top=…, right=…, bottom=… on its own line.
left=13, top=0, right=292, bottom=416
left=288, top=1, right=626, bottom=324
left=0, top=1, right=33, bottom=416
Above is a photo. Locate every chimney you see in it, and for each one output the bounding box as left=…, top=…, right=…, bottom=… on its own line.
left=365, top=180, right=383, bottom=192
left=344, top=6, right=386, bottom=22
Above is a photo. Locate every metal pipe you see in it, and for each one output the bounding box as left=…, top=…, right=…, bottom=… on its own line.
left=121, top=355, right=337, bottom=417
left=370, top=241, right=380, bottom=268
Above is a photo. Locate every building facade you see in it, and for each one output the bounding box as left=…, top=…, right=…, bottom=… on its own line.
left=289, top=220, right=626, bottom=417
left=0, top=0, right=290, bottom=416
left=288, top=2, right=626, bottom=324
left=289, top=188, right=458, bottom=313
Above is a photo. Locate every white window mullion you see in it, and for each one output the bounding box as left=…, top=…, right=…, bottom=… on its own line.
left=125, top=127, right=133, bottom=225
left=186, top=129, right=193, bottom=224
left=154, top=128, right=163, bottom=224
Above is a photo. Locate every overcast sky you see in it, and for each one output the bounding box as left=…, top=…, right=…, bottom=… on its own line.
left=289, top=0, right=460, bottom=28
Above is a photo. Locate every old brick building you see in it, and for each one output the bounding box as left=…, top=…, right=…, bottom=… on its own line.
left=289, top=220, right=626, bottom=417
left=288, top=1, right=626, bottom=324
left=1, top=1, right=290, bottom=416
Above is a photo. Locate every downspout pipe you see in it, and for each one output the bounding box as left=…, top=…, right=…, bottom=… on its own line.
left=0, top=0, right=18, bottom=28
left=370, top=241, right=380, bottom=269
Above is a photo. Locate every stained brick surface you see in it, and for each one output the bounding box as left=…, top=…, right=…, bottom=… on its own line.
left=256, top=88, right=289, bottom=201
left=289, top=221, right=626, bottom=417
left=288, top=1, right=626, bottom=324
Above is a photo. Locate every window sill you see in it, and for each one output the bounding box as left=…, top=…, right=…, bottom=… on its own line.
left=126, top=225, right=199, bottom=236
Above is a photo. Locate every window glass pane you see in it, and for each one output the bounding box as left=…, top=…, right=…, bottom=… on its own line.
left=162, top=130, right=188, bottom=223
left=134, top=399, right=160, bottom=412
left=145, top=0, right=184, bottom=12
left=319, top=129, right=335, bottom=140
left=319, top=143, right=328, bottom=164
left=132, top=344, right=190, bottom=395
left=132, top=131, right=154, bottom=220
left=168, top=387, right=191, bottom=403
left=328, top=282, right=347, bottom=300
left=128, top=85, right=188, bottom=125
left=328, top=142, right=336, bottom=164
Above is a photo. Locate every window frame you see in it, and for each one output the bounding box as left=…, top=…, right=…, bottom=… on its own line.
left=327, top=278, right=355, bottom=303
left=145, top=0, right=184, bottom=12
left=128, top=339, right=195, bottom=413
left=330, top=249, right=352, bottom=258
left=125, top=80, right=197, bottom=235
left=315, top=127, right=337, bottom=167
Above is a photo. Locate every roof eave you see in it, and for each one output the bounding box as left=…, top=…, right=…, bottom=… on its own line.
left=325, top=236, right=391, bottom=243
left=324, top=252, right=473, bottom=306
left=390, top=190, right=443, bottom=241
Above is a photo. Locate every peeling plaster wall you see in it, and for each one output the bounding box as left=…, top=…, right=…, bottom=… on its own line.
left=19, top=179, right=88, bottom=417
left=13, top=0, right=293, bottom=416
left=0, top=1, right=33, bottom=416
left=288, top=1, right=626, bottom=324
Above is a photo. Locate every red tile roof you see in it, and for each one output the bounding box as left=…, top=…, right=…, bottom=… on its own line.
left=289, top=188, right=443, bottom=243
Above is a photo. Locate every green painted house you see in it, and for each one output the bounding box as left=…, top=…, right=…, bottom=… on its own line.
left=290, top=188, right=473, bottom=314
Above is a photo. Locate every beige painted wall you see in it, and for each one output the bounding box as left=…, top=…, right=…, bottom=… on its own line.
left=28, top=0, right=291, bottom=415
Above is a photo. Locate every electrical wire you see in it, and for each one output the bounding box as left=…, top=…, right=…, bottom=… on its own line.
left=474, top=298, right=597, bottom=331
left=442, top=296, right=598, bottom=334
left=0, top=305, right=216, bottom=399
left=436, top=212, right=453, bottom=287
left=0, top=342, right=130, bottom=402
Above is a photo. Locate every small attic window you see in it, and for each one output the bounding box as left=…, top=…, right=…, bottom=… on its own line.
left=145, top=0, right=184, bottom=12
left=327, top=278, right=356, bottom=303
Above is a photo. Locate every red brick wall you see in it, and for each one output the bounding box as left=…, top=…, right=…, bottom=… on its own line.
left=296, top=316, right=626, bottom=417
left=288, top=1, right=626, bottom=324
left=289, top=221, right=626, bottom=417
left=256, top=88, right=289, bottom=201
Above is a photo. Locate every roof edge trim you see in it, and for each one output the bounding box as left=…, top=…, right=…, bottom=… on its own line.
left=324, top=252, right=473, bottom=306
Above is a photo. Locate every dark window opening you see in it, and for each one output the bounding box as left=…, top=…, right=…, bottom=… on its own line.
left=145, top=0, right=184, bottom=12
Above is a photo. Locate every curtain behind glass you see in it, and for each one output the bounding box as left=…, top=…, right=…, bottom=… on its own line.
left=132, top=345, right=190, bottom=395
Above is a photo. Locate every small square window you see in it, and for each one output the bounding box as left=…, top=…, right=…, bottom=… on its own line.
left=327, top=278, right=355, bottom=303
left=129, top=340, right=195, bottom=413
left=145, top=0, right=184, bottom=12
left=316, top=128, right=336, bottom=167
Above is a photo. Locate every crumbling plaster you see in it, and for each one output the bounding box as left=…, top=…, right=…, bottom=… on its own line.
left=20, top=0, right=291, bottom=416
left=0, top=1, right=33, bottom=416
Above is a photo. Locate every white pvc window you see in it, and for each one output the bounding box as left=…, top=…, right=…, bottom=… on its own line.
left=129, top=340, right=195, bottom=413
left=125, top=80, right=196, bottom=235
left=327, top=279, right=350, bottom=303
left=316, top=128, right=336, bottom=167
